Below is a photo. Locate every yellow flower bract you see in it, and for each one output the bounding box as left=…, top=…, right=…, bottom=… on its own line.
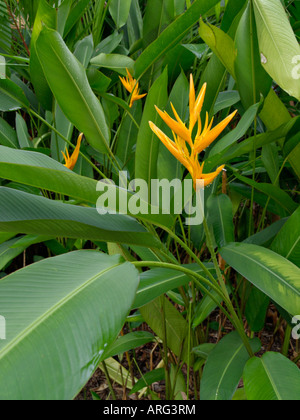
left=62, top=133, right=83, bottom=171
left=149, top=75, right=237, bottom=189
left=119, top=69, right=147, bottom=108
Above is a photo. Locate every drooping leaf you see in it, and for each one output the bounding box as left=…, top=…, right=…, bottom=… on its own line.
left=36, top=27, right=110, bottom=154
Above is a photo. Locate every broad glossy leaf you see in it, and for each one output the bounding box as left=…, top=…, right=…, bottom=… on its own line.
left=90, top=53, right=135, bottom=76
left=271, top=206, right=300, bottom=267
left=109, top=0, right=132, bottom=28
left=140, top=295, right=189, bottom=362
left=213, top=91, right=240, bottom=114
left=221, top=243, right=300, bottom=315
left=15, top=114, right=31, bottom=148
left=36, top=27, right=110, bottom=153
left=0, top=117, right=18, bottom=148
left=199, top=21, right=236, bottom=78
left=207, top=194, right=234, bottom=248
left=133, top=263, right=215, bottom=309
left=0, top=187, right=159, bottom=248
left=244, top=352, right=300, bottom=400
left=0, top=146, right=173, bottom=228
left=253, top=0, right=300, bottom=100
left=0, top=79, right=29, bottom=111
left=135, top=68, right=168, bottom=188
left=200, top=331, right=261, bottom=400
left=0, top=251, right=139, bottom=400
left=245, top=287, right=270, bottom=332
left=103, top=331, right=154, bottom=359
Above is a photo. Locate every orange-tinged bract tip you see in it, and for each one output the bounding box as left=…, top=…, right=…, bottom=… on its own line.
left=62, top=133, right=83, bottom=170
left=119, top=68, right=147, bottom=108
left=149, top=75, right=237, bottom=189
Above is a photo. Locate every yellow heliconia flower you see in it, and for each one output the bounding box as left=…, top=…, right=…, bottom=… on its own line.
left=119, top=69, right=147, bottom=108
left=149, top=74, right=237, bottom=189
left=62, top=133, right=83, bottom=170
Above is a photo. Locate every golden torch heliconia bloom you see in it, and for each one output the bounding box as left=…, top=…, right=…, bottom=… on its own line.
left=119, top=69, right=147, bottom=108
left=149, top=75, right=237, bottom=190
left=62, top=133, right=83, bottom=170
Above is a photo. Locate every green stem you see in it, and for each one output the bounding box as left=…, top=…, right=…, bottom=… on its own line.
left=101, top=361, right=117, bottom=400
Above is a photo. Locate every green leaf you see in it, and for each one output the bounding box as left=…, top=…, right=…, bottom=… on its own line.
left=234, top=2, right=272, bottom=109
left=0, top=117, right=18, bottom=148
left=271, top=206, right=300, bottom=267
left=253, top=0, right=300, bottom=100
left=245, top=287, right=270, bottom=332
left=0, top=251, right=139, bottom=400
left=207, top=194, right=235, bottom=248
left=244, top=217, right=288, bottom=247
left=130, top=369, right=165, bottom=395
left=134, top=0, right=220, bottom=78
left=261, top=143, right=280, bottom=185
left=133, top=263, right=215, bottom=309
left=244, top=352, right=300, bottom=400
left=29, top=0, right=56, bottom=110
left=103, top=331, right=155, bottom=359
left=0, top=235, right=50, bottom=271
left=210, top=101, right=262, bottom=157
left=220, top=242, right=300, bottom=315
left=140, top=295, right=189, bottom=362
left=0, top=79, right=29, bottom=111
left=0, top=146, right=173, bottom=228
left=135, top=68, right=168, bottom=189
left=109, top=0, right=132, bottom=29
left=200, top=331, right=261, bottom=400
left=193, top=287, right=226, bottom=328
left=90, top=53, right=135, bottom=76
left=15, top=114, right=31, bottom=148
left=233, top=172, right=298, bottom=216
left=36, top=27, right=110, bottom=154
left=199, top=20, right=236, bottom=78
left=213, top=90, right=240, bottom=114
left=0, top=187, right=159, bottom=248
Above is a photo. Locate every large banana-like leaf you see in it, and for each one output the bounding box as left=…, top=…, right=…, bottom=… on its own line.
left=30, top=0, right=56, bottom=110
left=0, top=146, right=174, bottom=228
left=271, top=206, right=300, bottom=268
left=0, top=251, right=139, bottom=400
left=221, top=243, right=300, bottom=315
left=244, top=352, right=300, bottom=400
left=253, top=0, right=300, bottom=100
left=200, top=332, right=261, bottom=401
left=0, top=187, right=159, bottom=248
left=36, top=27, right=110, bottom=153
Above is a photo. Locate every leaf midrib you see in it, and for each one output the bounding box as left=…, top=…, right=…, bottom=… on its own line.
left=41, top=33, right=109, bottom=152
left=226, top=246, right=300, bottom=296
left=0, top=261, right=121, bottom=360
